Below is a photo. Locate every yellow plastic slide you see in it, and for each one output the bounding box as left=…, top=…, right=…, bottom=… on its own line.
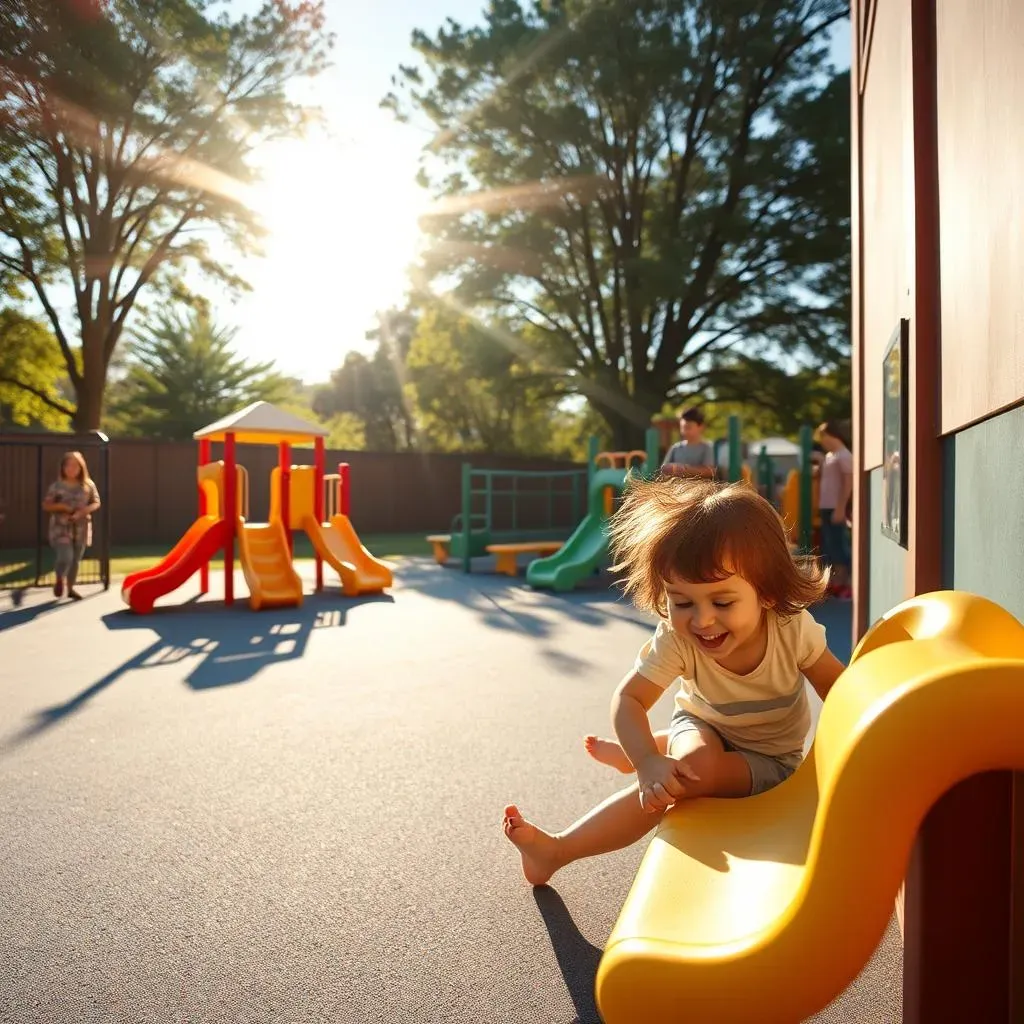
left=302, top=514, right=393, bottom=596
left=596, top=591, right=1024, bottom=1024
left=236, top=519, right=303, bottom=611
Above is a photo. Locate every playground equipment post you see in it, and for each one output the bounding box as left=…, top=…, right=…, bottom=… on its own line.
left=645, top=427, right=660, bottom=475
left=313, top=437, right=325, bottom=592
left=198, top=437, right=211, bottom=596
left=727, top=415, right=742, bottom=483
left=279, top=441, right=292, bottom=558
left=461, top=461, right=472, bottom=575
left=799, top=424, right=813, bottom=553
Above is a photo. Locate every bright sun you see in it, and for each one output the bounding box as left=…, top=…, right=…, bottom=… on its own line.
left=234, top=130, right=429, bottom=379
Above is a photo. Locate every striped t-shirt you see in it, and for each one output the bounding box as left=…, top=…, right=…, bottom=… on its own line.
left=634, top=609, right=827, bottom=757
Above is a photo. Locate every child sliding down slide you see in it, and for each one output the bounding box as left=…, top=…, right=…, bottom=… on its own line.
left=503, top=477, right=847, bottom=885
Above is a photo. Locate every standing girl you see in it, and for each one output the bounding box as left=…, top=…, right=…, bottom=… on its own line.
left=41, top=451, right=101, bottom=601
left=502, top=477, right=845, bottom=885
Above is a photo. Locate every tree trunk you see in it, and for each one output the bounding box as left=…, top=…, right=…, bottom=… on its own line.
left=71, top=380, right=104, bottom=432
left=590, top=385, right=665, bottom=454
left=72, top=322, right=109, bottom=432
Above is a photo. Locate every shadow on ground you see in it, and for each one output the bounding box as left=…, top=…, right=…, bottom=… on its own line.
left=395, top=557, right=652, bottom=640
left=394, top=558, right=853, bottom=663
left=0, top=591, right=392, bottom=754
left=0, top=584, right=105, bottom=633
left=534, top=887, right=604, bottom=1024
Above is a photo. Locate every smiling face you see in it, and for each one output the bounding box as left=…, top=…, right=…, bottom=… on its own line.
left=61, top=456, right=83, bottom=481
left=664, top=571, right=768, bottom=672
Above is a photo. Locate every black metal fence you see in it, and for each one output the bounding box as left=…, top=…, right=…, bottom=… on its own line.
left=0, top=431, right=111, bottom=592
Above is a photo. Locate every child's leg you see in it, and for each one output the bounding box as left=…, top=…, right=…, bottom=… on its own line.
left=506, top=722, right=743, bottom=885
left=584, top=729, right=670, bottom=772
left=53, top=542, right=72, bottom=595
left=67, top=542, right=86, bottom=593
left=503, top=785, right=662, bottom=885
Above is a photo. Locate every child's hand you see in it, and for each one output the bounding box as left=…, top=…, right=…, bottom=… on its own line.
left=636, top=754, right=700, bottom=813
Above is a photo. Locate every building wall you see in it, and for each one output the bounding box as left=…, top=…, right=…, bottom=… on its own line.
left=855, top=0, right=1024, bottom=1015
left=942, top=404, right=1024, bottom=617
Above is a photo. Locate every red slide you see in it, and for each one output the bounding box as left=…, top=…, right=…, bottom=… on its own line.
left=122, top=516, right=228, bottom=614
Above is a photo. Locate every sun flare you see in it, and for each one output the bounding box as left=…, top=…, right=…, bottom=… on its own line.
left=237, top=131, right=429, bottom=374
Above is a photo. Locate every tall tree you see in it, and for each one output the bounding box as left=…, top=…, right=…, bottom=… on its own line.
left=0, top=0, right=332, bottom=429
left=403, top=301, right=572, bottom=454
left=387, top=0, right=850, bottom=447
left=105, top=306, right=287, bottom=439
left=313, top=308, right=418, bottom=451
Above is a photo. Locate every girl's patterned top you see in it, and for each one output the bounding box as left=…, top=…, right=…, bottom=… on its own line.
left=45, top=479, right=100, bottom=548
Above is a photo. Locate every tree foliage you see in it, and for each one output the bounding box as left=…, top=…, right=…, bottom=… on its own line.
left=387, top=0, right=850, bottom=447
left=313, top=325, right=416, bottom=453
left=0, top=0, right=332, bottom=429
left=105, top=306, right=287, bottom=438
left=0, top=308, right=73, bottom=428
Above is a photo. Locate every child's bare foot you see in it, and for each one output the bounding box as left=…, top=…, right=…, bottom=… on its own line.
left=584, top=734, right=634, bottom=773
left=502, top=804, right=564, bottom=885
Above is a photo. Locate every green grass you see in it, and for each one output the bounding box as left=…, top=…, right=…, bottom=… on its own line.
left=0, top=532, right=432, bottom=586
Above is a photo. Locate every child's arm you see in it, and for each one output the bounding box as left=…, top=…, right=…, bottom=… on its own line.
left=804, top=647, right=847, bottom=701
left=610, top=671, right=666, bottom=769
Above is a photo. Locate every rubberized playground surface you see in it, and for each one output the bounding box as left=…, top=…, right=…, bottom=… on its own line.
left=0, top=558, right=899, bottom=1023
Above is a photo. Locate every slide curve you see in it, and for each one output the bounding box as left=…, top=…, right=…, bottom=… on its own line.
left=302, top=514, right=393, bottom=596
left=596, top=591, right=1024, bottom=1024
left=526, top=468, right=627, bottom=591
left=237, top=519, right=303, bottom=611
left=121, top=516, right=227, bottom=614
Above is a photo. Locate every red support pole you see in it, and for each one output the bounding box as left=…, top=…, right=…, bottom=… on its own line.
left=279, top=441, right=292, bottom=559
left=198, top=438, right=210, bottom=595
left=224, top=433, right=236, bottom=607
left=313, top=437, right=325, bottom=593
left=339, top=462, right=351, bottom=517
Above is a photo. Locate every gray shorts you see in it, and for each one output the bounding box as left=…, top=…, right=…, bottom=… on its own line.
left=668, top=710, right=802, bottom=796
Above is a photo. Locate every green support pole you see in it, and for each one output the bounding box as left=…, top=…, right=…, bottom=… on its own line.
left=757, top=444, right=774, bottom=498
left=799, top=425, right=813, bottom=553
left=644, top=427, right=660, bottom=477
left=586, top=435, right=600, bottom=489
left=728, top=415, right=742, bottom=483
left=461, top=461, right=472, bottom=574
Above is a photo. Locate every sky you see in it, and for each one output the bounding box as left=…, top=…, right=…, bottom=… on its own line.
left=225, top=0, right=489, bottom=385
left=223, top=2, right=852, bottom=386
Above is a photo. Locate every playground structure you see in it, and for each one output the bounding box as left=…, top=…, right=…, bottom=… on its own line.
left=427, top=464, right=591, bottom=569
left=426, top=419, right=822, bottom=588
left=121, top=403, right=390, bottom=613
left=269, top=462, right=392, bottom=596
left=526, top=430, right=661, bottom=591
left=595, top=590, right=1024, bottom=1022
left=426, top=431, right=662, bottom=588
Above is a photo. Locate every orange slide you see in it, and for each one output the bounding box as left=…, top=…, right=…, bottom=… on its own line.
left=121, top=516, right=229, bottom=614
left=237, top=518, right=303, bottom=610
left=303, top=513, right=392, bottom=596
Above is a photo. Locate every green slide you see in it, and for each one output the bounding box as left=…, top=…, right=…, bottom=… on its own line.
left=526, top=468, right=628, bottom=592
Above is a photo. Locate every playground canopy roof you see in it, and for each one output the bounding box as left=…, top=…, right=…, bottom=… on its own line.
left=193, top=402, right=329, bottom=446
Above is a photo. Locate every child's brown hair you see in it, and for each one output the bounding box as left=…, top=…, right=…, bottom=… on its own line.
left=59, top=451, right=93, bottom=486
left=609, top=476, right=828, bottom=618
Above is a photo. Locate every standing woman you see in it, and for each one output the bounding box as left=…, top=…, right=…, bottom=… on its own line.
left=815, top=421, right=854, bottom=599
left=41, top=451, right=101, bottom=600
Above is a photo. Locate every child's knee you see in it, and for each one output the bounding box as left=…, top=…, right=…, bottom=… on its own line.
left=676, top=747, right=727, bottom=794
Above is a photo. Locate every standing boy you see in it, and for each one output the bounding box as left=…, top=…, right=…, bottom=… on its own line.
left=661, top=407, right=716, bottom=479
